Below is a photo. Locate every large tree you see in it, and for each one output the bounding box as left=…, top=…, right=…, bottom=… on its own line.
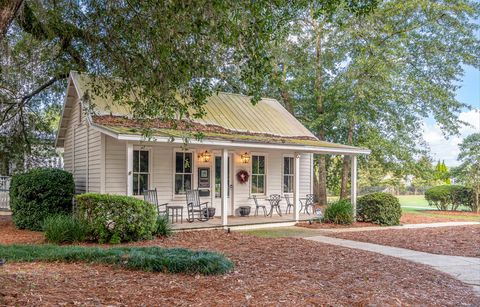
left=452, top=133, right=480, bottom=213
left=267, top=0, right=479, bottom=201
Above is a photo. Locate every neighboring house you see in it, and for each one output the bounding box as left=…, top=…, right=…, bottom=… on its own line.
left=55, top=71, right=370, bottom=224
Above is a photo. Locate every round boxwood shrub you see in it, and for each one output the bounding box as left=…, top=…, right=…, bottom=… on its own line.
left=323, top=199, right=354, bottom=225
left=357, top=192, right=402, bottom=226
left=9, top=168, right=75, bottom=231
left=425, top=185, right=473, bottom=211
left=76, top=193, right=157, bottom=243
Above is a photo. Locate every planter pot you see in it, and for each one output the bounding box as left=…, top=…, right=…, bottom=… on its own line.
left=239, top=206, right=251, bottom=217
left=203, top=207, right=216, bottom=218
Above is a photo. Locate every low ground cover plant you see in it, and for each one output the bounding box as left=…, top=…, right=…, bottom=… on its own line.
left=425, top=185, right=474, bottom=211
left=357, top=192, right=402, bottom=225
left=154, top=215, right=172, bottom=237
left=0, top=244, right=233, bottom=275
left=43, top=215, right=90, bottom=244
left=76, top=193, right=157, bottom=244
left=323, top=200, right=353, bottom=224
left=9, top=168, right=75, bottom=231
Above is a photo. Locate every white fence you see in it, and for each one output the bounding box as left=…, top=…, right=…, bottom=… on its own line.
left=0, top=176, right=10, bottom=210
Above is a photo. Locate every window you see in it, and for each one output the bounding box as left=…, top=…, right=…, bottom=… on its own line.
left=251, top=155, right=266, bottom=194
left=175, top=152, right=193, bottom=194
left=283, top=157, right=294, bottom=193
left=215, top=156, right=230, bottom=198
left=133, top=150, right=149, bottom=195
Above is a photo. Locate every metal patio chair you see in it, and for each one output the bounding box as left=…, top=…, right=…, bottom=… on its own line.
left=252, top=195, right=267, bottom=217
left=284, top=194, right=294, bottom=214
left=267, top=194, right=282, bottom=217
left=186, top=189, right=210, bottom=222
left=299, top=194, right=315, bottom=215
left=144, top=188, right=168, bottom=215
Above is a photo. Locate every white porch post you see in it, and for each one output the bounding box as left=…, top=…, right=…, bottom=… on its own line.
left=221, top=148, right=229, bottom=227
left=126, top=143, right=133, bottom=196
left=293, top=152, right=300, bottom=222
left=350, top=155, right=357, bottom=220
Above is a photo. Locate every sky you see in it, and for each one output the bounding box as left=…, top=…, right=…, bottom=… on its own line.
left=423, top=64, right=480, bottom=166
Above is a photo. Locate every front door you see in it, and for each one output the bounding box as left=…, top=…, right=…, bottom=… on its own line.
left=214, top=155, right=233, bottom=214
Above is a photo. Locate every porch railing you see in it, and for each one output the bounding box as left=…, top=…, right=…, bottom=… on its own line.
left=0, top=176, right=10, bottom=211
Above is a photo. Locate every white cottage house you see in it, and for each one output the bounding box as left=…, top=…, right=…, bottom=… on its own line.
left=56, top=71, right=370, bottom=228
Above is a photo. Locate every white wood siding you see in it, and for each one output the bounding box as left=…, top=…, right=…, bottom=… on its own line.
left=88, top=128, right=102, bottom=193
left=104, top=136, right=127, bottom=194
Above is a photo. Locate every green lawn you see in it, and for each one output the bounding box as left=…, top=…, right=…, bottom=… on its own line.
left=242, top=226, right=320, bottom=238
left=397, top=195, right=430, bottom=208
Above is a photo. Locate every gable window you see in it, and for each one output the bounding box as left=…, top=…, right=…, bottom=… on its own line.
left=251, top=155, right=266, bottom=194
left=175, top=152, right=193, bottom=194
left=283, top=157, right=294, bottom=194
left=133, top=150, right=149, bottom=195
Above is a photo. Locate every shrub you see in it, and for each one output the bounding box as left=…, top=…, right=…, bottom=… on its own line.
left=0, top=244, right=234, bottom=275
left=43, top=215, right=90, bottom=244
left=154, top=215, right=172, bottom=237
left=323, top=200, right=353, bottom=224
left=9, top=168, right=75, bottom=231
left=75, top=193, right=157, bottom=243
left=425, top=185, right=473, bottom=211
left=357, top=192, right=402, bottom=226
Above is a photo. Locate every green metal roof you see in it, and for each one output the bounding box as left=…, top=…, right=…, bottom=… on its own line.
left=71, top=71, right=315, bottom=138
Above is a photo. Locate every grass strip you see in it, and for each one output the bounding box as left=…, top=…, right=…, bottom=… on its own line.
left=0, top=244, right=233, bottom=275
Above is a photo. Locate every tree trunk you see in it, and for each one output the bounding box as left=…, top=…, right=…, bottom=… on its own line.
left=312, top=16, right=327, bottom=206
left=0, top=0, right=24, bottom=39
left=339, top=123, right=354, bottom=199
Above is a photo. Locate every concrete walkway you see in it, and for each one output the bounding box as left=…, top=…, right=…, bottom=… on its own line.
left=305, top=235, right=480, bottom=295
left=317, top=221, right=480, bottom=233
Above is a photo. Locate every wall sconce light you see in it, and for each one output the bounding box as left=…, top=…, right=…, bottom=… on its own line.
left=198, top=150, right=211, bottom=163
left=241, top=152, right=250, bottom=164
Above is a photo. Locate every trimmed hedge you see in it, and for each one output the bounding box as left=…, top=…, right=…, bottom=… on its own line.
left=76, top=193, right=157, bottom=243
left=357, top=193, right=402, bottom=226
left=9, top=168, right=75, bottom=231
left=0, top=244, right=234, bottom=275
left=323, top=200, right=353, bottom=225
left=425, top=185, right=473, bottom=211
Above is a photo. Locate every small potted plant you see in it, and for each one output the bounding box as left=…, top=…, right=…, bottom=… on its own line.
left=239, top=206, right=251, bottom=217
left=203, top=207, right=216, bottom=218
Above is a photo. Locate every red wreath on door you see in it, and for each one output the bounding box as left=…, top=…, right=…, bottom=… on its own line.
left=236, top=170, right=249, bottom=184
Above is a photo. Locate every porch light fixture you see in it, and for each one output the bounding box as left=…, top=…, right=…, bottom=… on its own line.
left=198, top=150, right=211, bottom=163
left=241, top=152, right=250, bottom=164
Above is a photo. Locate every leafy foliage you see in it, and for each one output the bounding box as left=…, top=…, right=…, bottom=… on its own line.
left=452, top=133, right=480, bottom=213
left=357, top=193, right=402, bottom=226
left=43, top=214, right=90, bottom=244
left=0, top=244, right=234, bottom=275
left=9, top=168, right=75, bottom=230
left=154, top=215, right=172, bottom=237
left=425, top=185, right=474, bottom=211
left=323, top=199, right=353, bottom=225
left=75, top=193, right=157, bottom=243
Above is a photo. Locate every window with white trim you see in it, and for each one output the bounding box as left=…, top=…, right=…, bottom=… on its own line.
left=251, top=155, right=266, bottom=194
left=283, top=156, right=294, bottom=193
left=175, top=152, right=193, bottom=194
left=133, top=150, right=149, bottom=195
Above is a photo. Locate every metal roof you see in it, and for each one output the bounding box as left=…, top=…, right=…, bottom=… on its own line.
left=71, top=71, right=315, bottom=138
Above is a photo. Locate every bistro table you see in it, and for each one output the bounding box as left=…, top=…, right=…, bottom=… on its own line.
left=166, top=205, right=183, bottom=223
left=266, top=194, right=282, bottom=217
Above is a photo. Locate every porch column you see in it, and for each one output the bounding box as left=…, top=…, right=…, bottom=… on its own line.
left=293, top=152, right=300, bottom=222
left=350, top=155, right=357, bottom=220
left=126, top=143, right=133, bottom=196
left=221, top=148, right=229, bottom=227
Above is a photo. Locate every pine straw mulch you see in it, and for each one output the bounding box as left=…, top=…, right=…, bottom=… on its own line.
left=296, top=221, right=379, bottom=229
left=1, top=229, right=480, bottom=306
left=329, top=225, right=480, bottom=258
left=400, top=211, right=480, bottom=224
left=0, top=216, right=44, bottom=244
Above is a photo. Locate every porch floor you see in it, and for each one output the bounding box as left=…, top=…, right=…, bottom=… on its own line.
left=170, top=212, right=315, bottom=230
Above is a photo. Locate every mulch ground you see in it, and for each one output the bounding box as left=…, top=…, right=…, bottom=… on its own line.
left=0, top=216, right=44, bottom=244
left=329, top=225, right=480, bottom=258
left=1, top=219, right=479, bottom=306
left=400, top=211, right=480, bottom=224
